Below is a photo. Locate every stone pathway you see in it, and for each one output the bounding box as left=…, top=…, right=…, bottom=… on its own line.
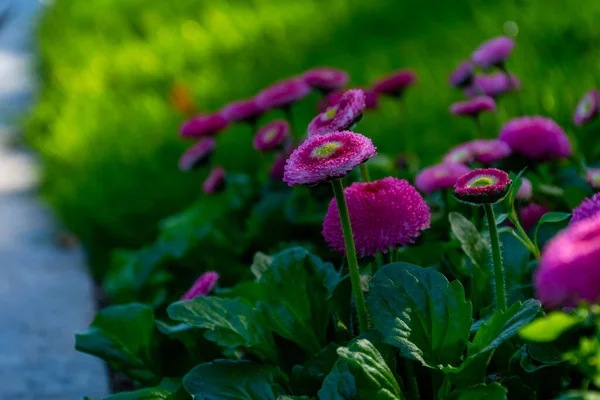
left=0, top=0, right=109, bottom=398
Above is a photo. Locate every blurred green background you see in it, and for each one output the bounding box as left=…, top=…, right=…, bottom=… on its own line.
left=26, top=0, right=600, bottom=276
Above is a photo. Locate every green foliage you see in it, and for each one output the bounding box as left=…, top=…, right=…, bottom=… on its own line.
left=520, top=311, right=583, bottom=342
left=447, top=383, right=508, bottom=400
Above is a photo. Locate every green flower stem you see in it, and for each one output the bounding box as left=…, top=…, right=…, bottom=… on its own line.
left=331, top=178, right=370, bottom=333
left=404, top=358, right=421, bottom=400
left=484, top=203, right=507, bottom=312
left=282, top=105, right=295, bottom=137
left=359, top=163, right=371, bottom=182
left=509, top=212, right=541, bottom=259
left=473, top=115, right=484, bottom=138
left=499, top=64, right=524, bottom=115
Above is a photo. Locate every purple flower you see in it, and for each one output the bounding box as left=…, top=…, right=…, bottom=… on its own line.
left=253, top=119, right=289, bottom=151
left=178, top=137, right=216, bottom=171
left=571, top=193, right=600, bottom=225
left=499, top=116, right=572, bottom=160
left=308, top=89, right=366, bottom=137
left=534, top=212, right=600, bottom=308
left=519, top=203, right=549, bottom=231
left=256, top=78, right=311, bottom=110
left=372, top=69, right=417, bottom=97
left=202, top=167, right=226, bottom=194
left=454, top=168, right=511, bottom=204
left=450, top=96, right=496, bottom=117
left=321, top=89, right=378, bottom=112
left=443, top=143, right=475, bottom=165
left=180, top=113, right=228, bottom=138
left=283, top=130, right=376, bottom=186
left=303, top=68, right=349, bottom=92
left=516, top=177, right=533, bottom=201
left=449, top=61, right=475, bottom=88
left=443, top=139, right=511, bottom=165
left=465, top=72, right=520, bottom=98
left=269, top=151, right=291, bottom=181
left=322, top=177, right=430, bottom=257
left=220, top=99, right=265, bottom=123
left=181, top=271, right=219, bottom=300
left=415, top=163, right=471, bottom=194
left=573, top=89, right=599, bottom=126
left=471, top=36, right=515, bottom=69
left=586, top=168, right=600, bottom=189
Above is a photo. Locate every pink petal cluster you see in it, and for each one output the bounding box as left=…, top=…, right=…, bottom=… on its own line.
left=415, top=163, right=471, bottom=194
left=520, top=203, right=550, bottom=231
left=283, top=131, right=376, bottom=186
left=516, top=177, right=533, bottom=201
left=570, top=193, right=600, bottom=225
left=321, top=89, right=378, bottom=111
left=586, top=168, right=600, bottom=189
left=220, top=99, right=264, bottom=123
left=443, top=139, right=511, bottom=165
left=253, top=120, right=289, bottom=151
left=454, top=168, right=511, bottom=204
left=372, top=69, right=417, bottom=97
left=303, top=68, right=349, bottom=92
left=322, top=177, right=430, bottom=257
left=499, top=116, right=572, bottom=160
left=450, top=96, right=496, bottom=117
left=465, top=72, right=520, bottom=98
left=534, top=213, right=600, bottom=308
left=308, top=89, right=366, bottom=137
left=471, top=36, right=515, bottom=69
left=256, top=78, right=311, bottom=110
left=449, top=61, right=475, bottom=88
left=178, top=137, right=216, bottom=171
left=202, top=167, right=226, bottom=194
left=181, top=271, right=219, bottom=300
left=180, top=113, right=228, bottom=138
left=573, top=89, right=599, bottom=126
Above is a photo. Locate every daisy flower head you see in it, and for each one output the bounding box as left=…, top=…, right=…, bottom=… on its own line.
left=308, top=89, right=366, bottom=137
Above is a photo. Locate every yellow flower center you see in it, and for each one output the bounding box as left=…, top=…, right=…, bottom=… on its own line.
left=262, top=127, right=279, bottom=142
left=312, top=141, right=343, bottom=158
left=470, top=176, right=494, bottom=187
left=322, top=105, right=339, bottom=121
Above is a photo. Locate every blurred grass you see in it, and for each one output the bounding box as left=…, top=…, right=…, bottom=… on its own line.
left=26, top=0, right=600, bottom=276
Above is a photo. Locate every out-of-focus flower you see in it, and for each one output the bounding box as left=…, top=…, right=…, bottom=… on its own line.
left=308, top=89, right=366, bottom=137
left=221, top=98, right=265, bottom=124
left=180, top=113, right=228, bottom=138
left=586, top=168, right=600, bottom=189
left=372, top=69, right=417, bottom=97
left=516, top=177, right=533, bottom=200
left=253, top=119, right=289, bottom=151
left=256, top=78, right=311, bottom=110
left=320, top=88, right=378, bottom=112
left=520, top=203, right=550, bottom=231
left=178, top=137, right=216, bottom=171
left=202, top=167, right=226, bottom=194
left=443, top=139, right=512, bottom=165
left=471, top=36, right=515, bottom=69
left=283, top=130, right=376, bottom=186
left=450, top=96, right=496, bottom=117
left=465, top=72, right=520, bottom=98
left=534, top=212, right=600, bottom=308
left=170, top=81, right=197, bottom=116
left=449, top=61, right=475, bottom=88
left=269, top=150, right=291, bottom=181
left=454, top=168, right=511, bottom=204
left=415, top=163, right=471, bottom=194
left=322, top=177, right=430, bottom=257
left=570, top=193, right=600, bottom=225
left=499, top=116, right=572, bottom=160
left=181, top=271, right=219, bottom=300
left=303, top=68, right=349, bottom=92
left=573, top=89, right=599, bottom=126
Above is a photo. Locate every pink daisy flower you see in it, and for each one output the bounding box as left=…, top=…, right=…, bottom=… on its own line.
left=443, top=143, right=475, bottom=164
left=573, top=89, right=599, bottom=127
left=202, top=167, right=226, bottom=194
left=516, top=177, right=533, bottom=201
left=454, top=168, right=511, bottom=204
left=308, top=89, right=366, bottom=137
left=519, top=203, right=550, bottom=231
left=253, top=120, right=289, bottom=151
left=534, top=212, right=600, bottom=308
left=449, top=61, right=475, bottom=88
left=471, top=36, right=515, bottom=69
left=178, top=137, right=216, bottom=171
left=499, top=116, right=572, bottom=160
left=180, top=113, right=228, bottom=138
left=443, top=139, right=512, bottom=165
left=450, top=96, right=496, bottom=117
left=303, top=68, right=349, bottom=92
left=465, top=72, right=520, bottom=98
left=283, top=131, right=376, bottom=186
left=181, top=271, right=219, bottom=300
left=320, top=88, right=378, bottom=112
left=415, top=163, right=471, bottom=194
left=372, top=69, right=417, bottom=97
left=256, top=78, right=311, bottom=110
left=322, top=177, right=430, bottom=257
left=586, top=168, right=600, bottom=189
left=220, top=99, right=265, bottom=124
left=571, top=193, right=600, bottom=225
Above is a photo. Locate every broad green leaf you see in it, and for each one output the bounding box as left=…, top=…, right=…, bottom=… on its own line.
left=520, top=343, right=564, bottom=372
left=556, top=391, right=600, bottom=400
left=75, top=303, right=159, bottom=384
left=250, top=252, right=273, bottom=280
left=449, top=212, right=490, bottom=270
left=257, top=247, right=340, bottom=353
left=183, top=360, right=286, bottom=400
left=277, top=397, right=313, bottom=400
left=291, top=343, right=340, bottom=395
left=367, top=263, right=472, bottom=367
left=447, top=383, right=508, bottom=399
left=534, top=212, right=571, bottom=247
left=167, top=297, right=277, bottom=362
left=103, top=388, right=171, bottom=399
left=519, top=311, right=582, bottom=342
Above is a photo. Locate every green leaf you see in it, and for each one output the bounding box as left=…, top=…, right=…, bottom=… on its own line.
left=250, top=252, right=273, bottom=280
left=447, top=383, right=508, bottom=399
left=277, top=397, right=313, bottom=400
left=367, top=263, right=472, bottom=367
left=520, top=343, right=564, bottom=372
left=505, top=169, right=527, bottom=215
left=167, top=297, right=277, bottom=362
left=556, top=391, right=600, bottom=400
left=183, top=360, right=286, bottom=400
left=75, top=303, right=159, bottom=384
left=449, top=212, right=490, bottom=270
left=291, top=343, right=340, bottom=395
left=534, top=212, right=571, bottom=247
left=103, top=388, right=171, bottom=400
left=257, top=247, right=340, bottom=353
left=519, top=311, right=582, bottom=342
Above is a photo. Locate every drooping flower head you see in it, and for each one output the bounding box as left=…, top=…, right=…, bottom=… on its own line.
left=534, top=213, right=600, bottom=308
left=499, top=116, right=572, bottom=160
left=308, top=89, right=366, bottom=137
left=220, top=99, right=265, bottom=124
left=573, top=89, right=599, bottom=126
left=303, top=68, right=349, bottom=92
left=449, top=61, right=475, bottom=88
left=372, top=69, right=417, bottom=98
left=415, top=163, right=471, bottom=194
left=465, top=72, right=520, bottom=98
left=586, top=168, right=600, bottom=189
left=443, top=139, right=511, bottom=165
left=256, top=77, right=311, bottom=110
left=180, top=113, right=228, bottom=138
left=202, top=167, right=226, bottom=194
left=471, top=36, right=515, bottom=69
left=178, top=137, right=216, bottom=171
left=520, top=203, right=550, bottom=231
left=516, top=177, right=533, bottom=201
left=322, top=177, right=430, bottom=257
left=181, top=271, right=219, bottom=300
left=283, top=131, right=376, bottom=186
left=570, top=193, right=600, bottom=225
left=253, top=119, right=289, bottom=151
left=454, top=168, right=511, bottom=205
left=450, top=96, right=496, bottom=117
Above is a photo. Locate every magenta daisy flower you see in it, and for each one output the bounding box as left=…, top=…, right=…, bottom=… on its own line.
left=269, top=151, right=290, bottom=181
left=253, top=119, right=289, bottom=151
left=322, top=177, right=430, bottom=257
left=519, top=203, right=549, bottom=231
left=454, top=168, right=511, bottom=204
left=516, top=177, right=533, bottom=201
left=220, top=99, right=264, bottom=124
left=181, top=271, right=219, bottom=300
left=414, top=163, right=471, bottom=194
left=450, top=96, right=496, bottom=117
left=534, top=212, right=600, bottom=308
left=320, top=88, right=378, bottom=112
left=573, top=89, right=599, bottom=126
left=465, top=72, right=520, bottom=98
left=180, top=113, right=228, bottom=138
left=586, top=168, right=600, bottom=189
left=443, top=143, right=475, bottom=165
left=471, top=139, right=512, bottom=164
left=202, top=167, right=226, bottom=194
left=471, top=36, right=515, bottom=69
left=449, top=61, right=475, bottom=88
left=283, top=131, right=376, bottom=186
left=372, top=69, right=417, bottom=97
left=499, top=116, right=572, bottom=160
left=256, top=78, right=311, bottom=110
left=571, top=193, right=600, bottom=225
left=308, top=89, right=366, bottom=137
left=178, top=137, right=216, bottom=171
left=303, top=68, right=349, bottom=92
